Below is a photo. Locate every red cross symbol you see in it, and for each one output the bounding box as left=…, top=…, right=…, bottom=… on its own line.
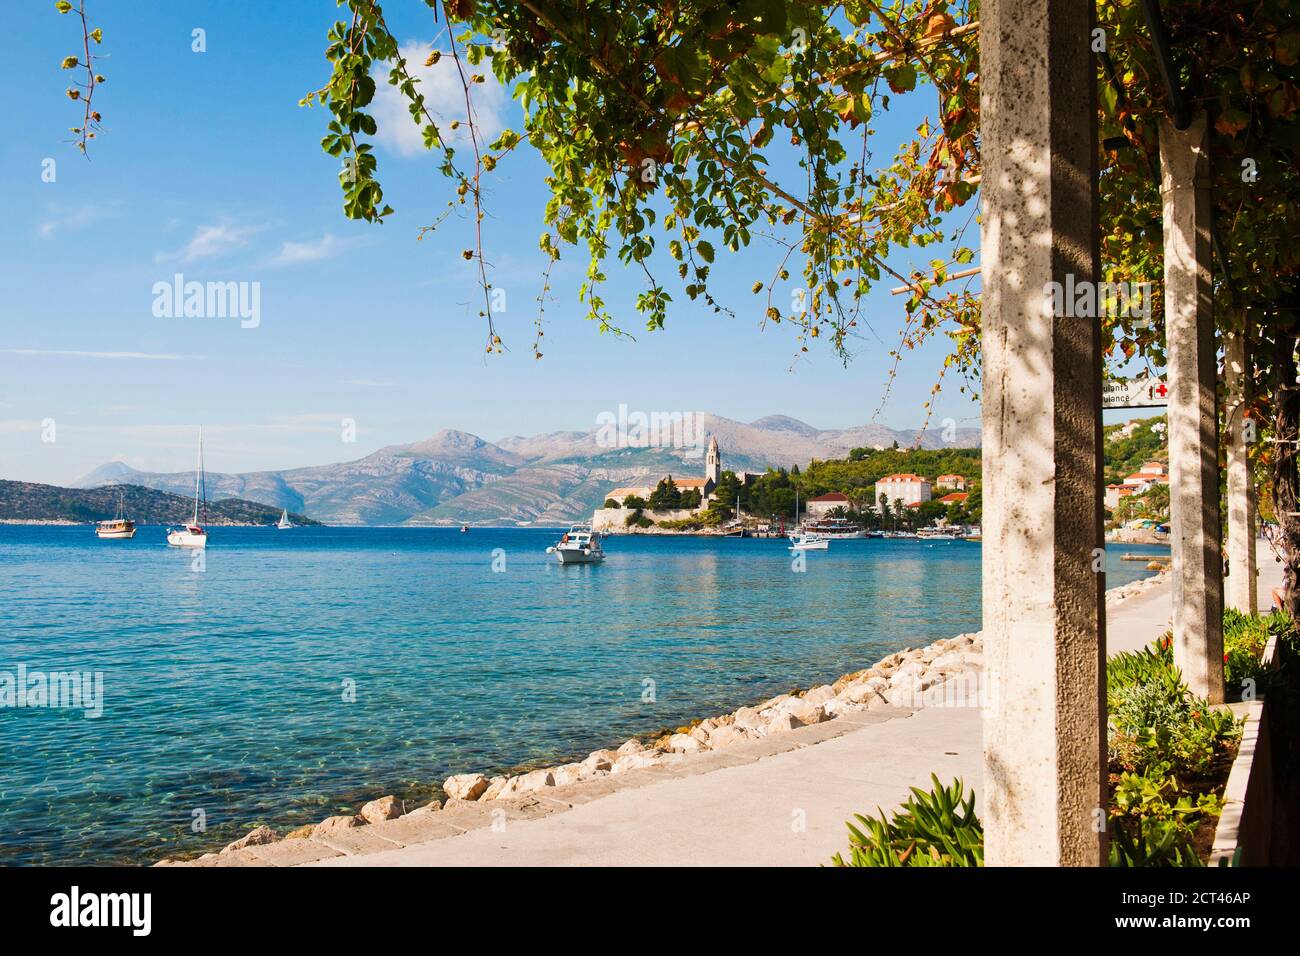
left=1154, top=382, right=1168, bottom=398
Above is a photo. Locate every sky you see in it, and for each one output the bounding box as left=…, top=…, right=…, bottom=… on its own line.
left=1, top=3, right=1144, bottom=485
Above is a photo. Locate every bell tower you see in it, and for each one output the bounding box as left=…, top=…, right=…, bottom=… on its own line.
left=704, top=435, right=721, bottom=486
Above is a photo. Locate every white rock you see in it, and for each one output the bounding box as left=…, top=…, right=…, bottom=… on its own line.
left=665, top=732, right=706, bottom=753
left=706, top=724, right=751, bottom=748
left=823, top=697, right=869, bottom=718
left=443, top=773, right=490, bottom=801
left=481, top=775, right=510, bottom=800
left=733, top=705, right=766, bottom=731
left=802, top=684, right=836, bottom=705
left=616, top=739, right=645, bottom=756
left=611, top=751, right=662, bottom=773
left=580, top=750, right=616, bottom=775
left=551, top=763, right=585, bottom=787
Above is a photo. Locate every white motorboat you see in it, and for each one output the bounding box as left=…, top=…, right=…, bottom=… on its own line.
left=167, top=428, right=208, bottom=549
left=549, top=524, right=605, bottom=564
left=95, top=491, right=136, bottom=539
left=788, top=533, right=829, bottom=551
left=277, top=509, right=293, bottom=530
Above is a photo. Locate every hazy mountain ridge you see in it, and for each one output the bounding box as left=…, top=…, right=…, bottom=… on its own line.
left=72, top=414, right=980, bottom=525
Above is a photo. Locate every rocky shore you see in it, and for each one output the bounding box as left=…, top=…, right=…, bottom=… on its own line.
left=160, top=566, right=1169, bottom=867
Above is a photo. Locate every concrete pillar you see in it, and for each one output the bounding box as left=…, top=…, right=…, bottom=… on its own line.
left=1224, top=327, right=1257, bottom=615
left=980, top=0, right=1106, bottom=866
left=1161, top=113, right=1225, bottom=703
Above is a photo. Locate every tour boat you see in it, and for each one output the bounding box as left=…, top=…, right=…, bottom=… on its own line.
left=788, top=533, right=829, bottom=551
left=95, top=492, right=136, bottom=539
left=460, top=525, right=469, bottom=533
left=800, top=517, right=866, bottom=538
left=548, top=523, right=605, bottom=564
left=167, top=429, right=208, bottom=548
left=276, top=509, right=293, bottom=530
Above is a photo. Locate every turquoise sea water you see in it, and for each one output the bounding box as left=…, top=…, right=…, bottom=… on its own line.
left=0, top=526, right=1169, bottom=865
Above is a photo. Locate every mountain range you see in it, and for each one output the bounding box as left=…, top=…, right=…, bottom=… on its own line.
left=72, top=413, right=981, bottom=526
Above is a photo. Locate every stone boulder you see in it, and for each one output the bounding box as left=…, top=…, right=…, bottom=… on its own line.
left=221, top=825, right=278, bottom=854
left=667, top=732, right=706, bottom=753
left=359, top=796, right=403, bottom=824
left=443, top=773, right=490, bottom=801
left=802, top=684, right=837, bottom=706
left=706, top=724, right=751, bottom=748
left=312, top=815, right=363, bottom=838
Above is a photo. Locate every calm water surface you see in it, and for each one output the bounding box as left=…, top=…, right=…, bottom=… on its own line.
left=0, top=525, right=1168, bottom=865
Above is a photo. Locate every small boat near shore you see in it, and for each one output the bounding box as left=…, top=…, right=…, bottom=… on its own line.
left=789, top=533, right=829, bottom=551
left=548, top=523, right=605, bottom=564
left=276, top=509, right=293, bottom=530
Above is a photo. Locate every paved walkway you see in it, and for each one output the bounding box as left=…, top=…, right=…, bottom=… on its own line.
left=293, top=550, right=1282, bottom=868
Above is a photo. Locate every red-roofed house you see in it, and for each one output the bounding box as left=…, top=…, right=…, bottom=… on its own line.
left=935, top=474, right=968, bottom=491
left=937, top=492, right=969, bottom=504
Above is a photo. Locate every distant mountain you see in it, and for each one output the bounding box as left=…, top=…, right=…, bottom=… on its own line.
left=71, top=413, right=980, bottom=526
left=0, top=481, right=319, bottom=526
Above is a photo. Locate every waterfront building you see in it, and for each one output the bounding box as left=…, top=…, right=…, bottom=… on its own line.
left=805, top=492, right=851, bottom=517
left=874, top=473, right=932, bottom=506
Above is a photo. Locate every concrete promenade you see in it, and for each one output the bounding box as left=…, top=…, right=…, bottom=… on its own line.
left=292, top=549, right=1280, bottom=868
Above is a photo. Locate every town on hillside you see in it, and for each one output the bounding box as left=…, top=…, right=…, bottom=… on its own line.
left=590, top=418, right=1174, bottom=539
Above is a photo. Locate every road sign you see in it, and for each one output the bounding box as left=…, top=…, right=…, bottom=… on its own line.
left=1103, top=375, right=1169, bottom=409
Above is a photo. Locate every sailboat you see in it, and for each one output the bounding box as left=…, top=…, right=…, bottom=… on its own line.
left=276, top=509, right=293, bottom=530
left=166, top=428, right=208, bottom=548
left=95, top=490, right=137, bottom=539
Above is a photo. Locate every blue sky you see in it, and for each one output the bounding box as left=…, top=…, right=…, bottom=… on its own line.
left=2, top=3, right=1140, bottom=485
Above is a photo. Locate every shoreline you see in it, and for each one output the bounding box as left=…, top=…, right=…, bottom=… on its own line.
left=161, top=565, right=1171, bottom=867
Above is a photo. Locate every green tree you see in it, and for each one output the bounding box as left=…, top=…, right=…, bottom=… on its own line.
left=647, top=476, right=682, bottom=510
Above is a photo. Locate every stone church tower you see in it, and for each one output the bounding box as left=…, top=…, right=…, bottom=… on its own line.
left=704, top=435, right=721, bottom=489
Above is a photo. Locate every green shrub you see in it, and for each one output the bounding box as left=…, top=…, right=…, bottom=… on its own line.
left=831, top=776, right=982, bottom=867
left=602, top=498, right=619, bottom=508
left=1109, top=816, right=1204, bottom=867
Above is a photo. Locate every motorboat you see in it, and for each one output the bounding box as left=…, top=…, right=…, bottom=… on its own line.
left=788, top=533, right=829, bottom=551
left=548, top=524, right=605, bottom=564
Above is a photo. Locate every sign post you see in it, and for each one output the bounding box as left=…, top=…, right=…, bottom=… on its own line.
left=1102, top=375, right=1170, bottom=410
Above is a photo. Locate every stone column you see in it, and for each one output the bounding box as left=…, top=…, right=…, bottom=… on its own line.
left=1224, top=327, right=1257, bottom=615
left=980, top=0, right=1106, bottom=866
left=1161, top=113, right=1225, bottom=703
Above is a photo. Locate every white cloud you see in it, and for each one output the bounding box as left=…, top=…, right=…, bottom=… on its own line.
left=371, top=42, right=508, bottom=157
left=38, top=201, right=120, bottom=238
left=156, top=221, right=266, bottom=264
left=0, top=349, right=193, bottom=361
left=266, top=233, right=361, bottom=267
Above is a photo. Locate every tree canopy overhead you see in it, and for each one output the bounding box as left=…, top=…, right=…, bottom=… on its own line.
left=306, top=0, right=981, bottom=370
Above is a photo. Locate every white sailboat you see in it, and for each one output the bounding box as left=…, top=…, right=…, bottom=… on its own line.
left=166, top=428, right=208, bottom=548
left=276, top=509, right=293, bottom=530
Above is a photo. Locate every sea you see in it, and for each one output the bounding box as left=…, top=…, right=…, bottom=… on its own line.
left=0, top=525, right=1170, bottom=865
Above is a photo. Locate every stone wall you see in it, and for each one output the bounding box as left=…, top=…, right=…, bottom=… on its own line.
left=592, top=507, right=700, bottom=533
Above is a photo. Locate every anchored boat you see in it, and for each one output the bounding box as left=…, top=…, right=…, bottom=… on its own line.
left=548, top=523, right=605, bottom=564
left=276, top=509, right=293, bottom=530
left=166, top=428, right=208, bottom=548
left=95, top=491, right=136, bottom=539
